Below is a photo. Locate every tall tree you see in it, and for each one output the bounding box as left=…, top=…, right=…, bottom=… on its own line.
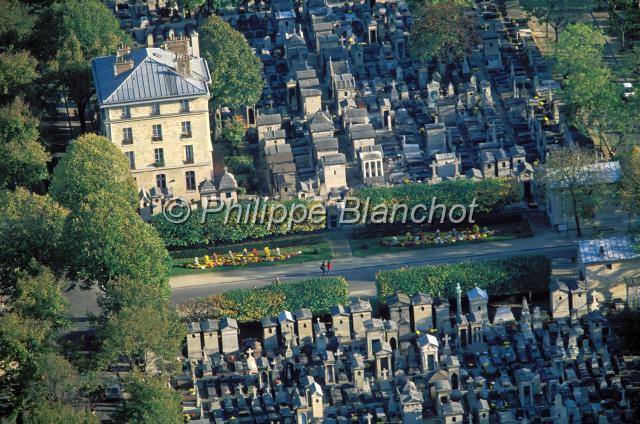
left=408, top=0, right=477, bottom=64
left=521, top=0, right=580, bottom=41
left=0, top=98, right=50, bottom=190
left=119, top=373, right=183, bottom=424
left=49, top=133, right=138, bottom=212
left=199, top=15, right=263, bottom=140
left=608, top=0, right=640, bottom=49
left=0, top=188, right=68, bottom=297
left=0, top=0, right=36, bottom=50
left=556, top=24, right=637, bottom=157
left=41, top=0, right=129, bottom=130
left=97, top=301, right=183, bottom=371
left=539, top=146, right=606, bottom=236
left=61, top=191, right=172, bottom=291
left=48, top=34, right=93, bottom=132
left=24, top=402, right=99, bottom=424
left=0, top=50, right=39, bottom=102
left=619, top=146, right=640, bottom=217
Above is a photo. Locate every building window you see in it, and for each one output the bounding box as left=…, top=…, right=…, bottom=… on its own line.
left=225, top=192, right=232, bottom=198
left=606, top=263, right=613, bottom=270
left=181, top=121, right=192, bottom=138
left=122, top=128, right=133, bottom=144
left=180, top=99, right=190, bottom=112
left=154, top=148, right=164, bottom=166
left=121, top=105, right=131, bottom=118
left=185, top=171, right=196, bottom=191
left=151, top=102, right=160, bottom=115
left=156, top=174, right=166, bottom=189
left=184, top=145, right=194, bottom=164
left=125, top=151, right=135, bottom=170
left=152, top=124, right=163, bottom=141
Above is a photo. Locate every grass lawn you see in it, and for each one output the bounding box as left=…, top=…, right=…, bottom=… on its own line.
left=349, top=221, right=534, bottom=257
left=169, top=236, right=333, bottom=276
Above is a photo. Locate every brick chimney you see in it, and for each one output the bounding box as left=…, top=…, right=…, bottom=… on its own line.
left=175, top=54, right=191, bottom=76
left=164, top=35, right=189, bottom=56
left=113, top=45, right=133, bottom=76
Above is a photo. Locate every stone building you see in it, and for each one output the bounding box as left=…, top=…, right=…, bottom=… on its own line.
left=92, top=35, right=214, bottom=209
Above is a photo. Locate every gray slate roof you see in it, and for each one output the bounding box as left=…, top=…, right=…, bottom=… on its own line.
left=92, top=48, right=210, bottom=106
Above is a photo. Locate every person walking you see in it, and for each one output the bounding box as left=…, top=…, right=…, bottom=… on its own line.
left=320, top=261, right=326, bottom=276
left=327, top=260, right=333, bottom=275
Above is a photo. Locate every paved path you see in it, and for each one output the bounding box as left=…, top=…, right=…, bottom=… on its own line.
left=170, top=227, right=578, bottom=303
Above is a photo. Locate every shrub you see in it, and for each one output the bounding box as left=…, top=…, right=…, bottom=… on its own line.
left=150, top=199, right=326, bottom=248
left=352, top=178, right=520, bottom=223
left=176, top=277, right=349, bottom=323
left=376, top=255, right=551, bottom=301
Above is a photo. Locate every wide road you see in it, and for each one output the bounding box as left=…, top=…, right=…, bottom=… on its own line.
left=170, top=234, right=577, bottom=304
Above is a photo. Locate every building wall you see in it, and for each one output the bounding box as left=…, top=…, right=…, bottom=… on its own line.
left=103, top=96, right=213, bottom=203
left=322, top=163, right=347, bottom=191
left=582, top=260, right=640, bottom=301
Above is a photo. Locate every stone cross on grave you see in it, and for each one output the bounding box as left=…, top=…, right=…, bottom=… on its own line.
left=247, top=348, right=254, bottom=358
left=335, top=348, right=343, bottom=362
left=444, top=334, right=450, bottom=349
left=365, top=412, right=373, bottom=424
left=381, top=368, right=389, bottom=380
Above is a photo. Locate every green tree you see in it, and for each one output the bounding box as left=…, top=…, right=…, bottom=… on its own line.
left=221, top=117, right=247, bottom=154
left=0, top=50, right=39, bottom=102
left=0, top=0, right=36, bottom=50
left=0, top=98, right=50, bottom=190
left=608, top=0, right=640, bottom=49
left=50, top=133, right=138, bottom=212
left=0, top=188, right=67, bottom=296
left=178, top=0, right=205, bottom=15
left=98, top=277, right=170, bottom=317
left=48, top=0, right=129, bottom=58
left=0, top=268, right=70, bottom=416
left=40, top=0, right=129, bottom=130
left=61, top=192, right=172, bottom=290
left=25, top=401, right=99, bottom=424
left=199, top=15, right=263, bottom=139
left=555, top=23, right=607, bottom=77
left=120, top=373, right=183, bottom=424
left=48, top=34, right=94, bottom=132
left=619, top=145, right=640, bottom=217
left=12, top=268, right=69, bottom=329
left=556, top=24, right=637, bottom=157
left=23, top=353, right=81, bottom=405
left=408, top=0, right=478, bottom=64
left=539, top=146, right=605, bottom=236
left=97, top=302, right=183, bottom=371
left=521, top=0, right=580, bottom=41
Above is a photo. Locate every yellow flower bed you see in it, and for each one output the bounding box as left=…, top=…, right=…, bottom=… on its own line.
left=184, top=246, right=302, bottom=270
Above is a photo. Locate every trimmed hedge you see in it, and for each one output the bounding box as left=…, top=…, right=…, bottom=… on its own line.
left=150, top=199, right=326, bottom=248
left=376, top=255, right=551, bottom=300
left=176, top=277, right=349, bottom=323
left=352, top=178, right=521, bottom=223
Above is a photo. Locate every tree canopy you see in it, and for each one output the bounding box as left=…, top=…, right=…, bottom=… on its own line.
left=0, top=98, right=50, bottom=190
left=521, top=0, right=580, bottom=41
left=0, top=188, right=67, bottom=296
left=408, top=0, right=477, bottom=64
left=539, top=146, right=606, bottom=236
left=61, top=191, right=172, bottom=290
left=0, top=50, right=39, bottom=102
left=120, top=373, right=183, bottom=424
left=50, top=133, right=138, bottom=212
left=199, top=15, right=263, bottom=109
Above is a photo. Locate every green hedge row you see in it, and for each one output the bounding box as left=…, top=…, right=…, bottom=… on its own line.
left=150, top=199, right=326, bottom=248
left=176, top=277, right=349, bottom=323
left=352, top=178, right=521, bottom=223
left=376, top=255, right=551, bottom=300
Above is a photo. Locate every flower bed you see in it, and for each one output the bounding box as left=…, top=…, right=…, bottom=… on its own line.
left=381, top=225, right=496, bottom=247
left=184, top=247, right=301, bottom=270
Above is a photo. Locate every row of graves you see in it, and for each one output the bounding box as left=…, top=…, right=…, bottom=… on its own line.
left=180, top=284, right=640, bottom=423
left=224, top=0, right=570, bottom=201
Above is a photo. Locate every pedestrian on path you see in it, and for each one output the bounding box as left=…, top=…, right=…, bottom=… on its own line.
left=320, top=261, right=326, bottom=276
left=327, top=260, right=333, bottom=275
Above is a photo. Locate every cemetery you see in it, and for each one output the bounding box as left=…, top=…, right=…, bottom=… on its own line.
left=180, top=284, right=640, bottom=423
